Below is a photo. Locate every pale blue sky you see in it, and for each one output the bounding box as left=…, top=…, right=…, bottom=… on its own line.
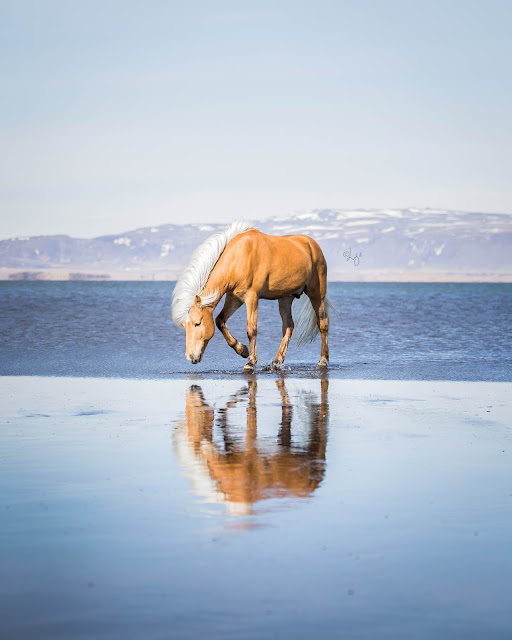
left=1, top=0, right=511, bottom=238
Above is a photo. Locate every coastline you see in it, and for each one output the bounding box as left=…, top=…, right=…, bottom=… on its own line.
left=2, top=267, right=512, bottom=282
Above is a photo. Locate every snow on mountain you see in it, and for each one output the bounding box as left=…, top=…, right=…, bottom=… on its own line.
left=1, top=208, right=511, bottom=280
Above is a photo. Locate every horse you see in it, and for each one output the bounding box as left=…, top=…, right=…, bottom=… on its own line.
left=172, top=221, right=330, bottom=371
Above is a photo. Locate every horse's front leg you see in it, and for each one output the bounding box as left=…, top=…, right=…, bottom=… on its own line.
left=215, top=294, right=249, bottom=358
left=272, top=296, right=294, bottom=370
left=243, top=291, right=259, bottom=373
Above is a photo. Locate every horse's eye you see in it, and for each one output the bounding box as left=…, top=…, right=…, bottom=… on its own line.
left=194, top=320, right=202, bottom=327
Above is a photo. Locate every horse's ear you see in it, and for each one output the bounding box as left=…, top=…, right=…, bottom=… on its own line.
left=194, top=295, right=202, bottom=309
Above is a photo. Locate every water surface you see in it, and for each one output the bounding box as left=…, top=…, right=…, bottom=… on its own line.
left=1, top=282, right=511, bottom=380
left=2, top=281, right=511, bottom=638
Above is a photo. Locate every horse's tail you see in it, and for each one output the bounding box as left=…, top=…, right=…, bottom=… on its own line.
left=293, top=294, right=334, bottom=347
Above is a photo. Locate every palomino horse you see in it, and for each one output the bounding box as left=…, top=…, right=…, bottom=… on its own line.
left=172, top=221, right=330, bottom=371
left=173, top=378, right=329, bottom=514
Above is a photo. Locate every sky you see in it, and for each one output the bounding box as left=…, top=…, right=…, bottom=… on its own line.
left=0, top=0, right=511, bottom=239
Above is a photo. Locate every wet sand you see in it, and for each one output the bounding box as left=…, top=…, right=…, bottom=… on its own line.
left=1, top=376, right=511, bottom=639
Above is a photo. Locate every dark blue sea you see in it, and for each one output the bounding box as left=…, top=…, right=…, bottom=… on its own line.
left=1, top=281, right=510, bottom=380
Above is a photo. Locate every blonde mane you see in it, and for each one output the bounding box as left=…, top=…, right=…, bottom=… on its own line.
left=172, top=220, right=255, bottom=326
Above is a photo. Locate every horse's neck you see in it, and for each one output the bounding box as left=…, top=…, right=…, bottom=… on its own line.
left=202, top=257, right=231, bottom=307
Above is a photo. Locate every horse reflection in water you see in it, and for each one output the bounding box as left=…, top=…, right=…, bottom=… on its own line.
left=173, top=378, right=328, bottom=515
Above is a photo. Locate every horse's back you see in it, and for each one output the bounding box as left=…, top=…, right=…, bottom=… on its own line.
left=230, top=229, right=325, bottom=262
left=221, top=229, right=327, bottom=298
left=282, top=233, right=327, bottom=266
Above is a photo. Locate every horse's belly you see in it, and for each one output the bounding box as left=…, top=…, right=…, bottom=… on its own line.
left=260, top=273, right=309, bottom=300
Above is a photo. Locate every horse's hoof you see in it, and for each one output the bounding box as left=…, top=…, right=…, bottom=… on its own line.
left=317, top=358, right=328, bottom=369
left=271, top=360, right=283, bottom=371
left=243, top=363, right=255, bottom=373
left=239, top=344, right=249, bottom=358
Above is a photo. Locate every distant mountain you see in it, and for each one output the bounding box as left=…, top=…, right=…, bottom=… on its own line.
left=1, top=209, right=511, bottom=281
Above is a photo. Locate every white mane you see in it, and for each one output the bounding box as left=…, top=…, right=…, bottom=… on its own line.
left=172, top=220, right=255, bottom=326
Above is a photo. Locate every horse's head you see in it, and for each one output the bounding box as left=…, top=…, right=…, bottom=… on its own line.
left=184, top=296, right=215, bottom=364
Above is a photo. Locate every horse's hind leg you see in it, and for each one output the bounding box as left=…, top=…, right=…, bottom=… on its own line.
left=215, top=294, right=249, bottom=358
left=317, top=298, right=329, bottom=367
left=272, top=296, right=294, bottom=370
left=307, top=289, right=329, bottom=369
left=315, top=295, right=329, bottom=368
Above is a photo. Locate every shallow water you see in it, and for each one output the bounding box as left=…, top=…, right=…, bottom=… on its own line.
left=1, top=376, right=511, bottom=639
left=1, top=282, right=511, bottom=380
